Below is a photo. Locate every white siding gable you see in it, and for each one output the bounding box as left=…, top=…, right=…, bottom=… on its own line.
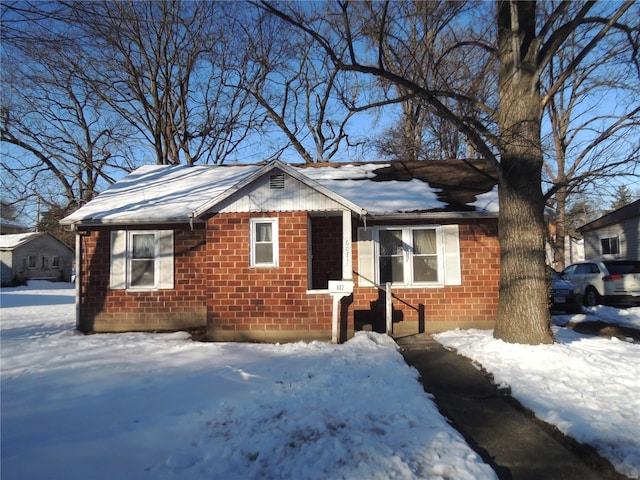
left=216, top=169, right=348, bottom=213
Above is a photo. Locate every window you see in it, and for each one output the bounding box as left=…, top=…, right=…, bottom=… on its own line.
left=575, top=263, right=600, bottom=274
left=377, top=227, right=442, bottom=286
left=357, top=225, right=461, bottom=288
left=250, top=218, right=278, bottom=267
left=129, top=233, right=156, bottom=287
left=412, top=229, right=439, bottom=282
left=41, top=256, right=50, bottom=269
left=52, top=256, right=60, bottom=269
left=27, top=255, right=36, bottom=269
left=600, top=236, right=620, bottom=256
left=110, top=230, right=173, bottom=290
left=378, top=229, right=405, bottom=283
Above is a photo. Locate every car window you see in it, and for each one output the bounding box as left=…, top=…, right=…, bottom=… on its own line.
left=575, top=264, right=593, bottom=274
left=562, top=265, right=576, bottom=275
left=589, top=264, right=601, bottom=273
left=604, top=261, right=640, bottom=275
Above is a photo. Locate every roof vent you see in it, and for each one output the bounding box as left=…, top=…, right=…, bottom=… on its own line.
left=270, top=174, right=285, bottom=189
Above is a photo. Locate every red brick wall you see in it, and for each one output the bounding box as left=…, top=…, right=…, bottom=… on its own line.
left=76, top=214, right=498, bottom=340
left=77, top=225, right=208, bottom=332
left=350, top=218, right=499, bottom=336
left=206, top=212, right=334, bottom=341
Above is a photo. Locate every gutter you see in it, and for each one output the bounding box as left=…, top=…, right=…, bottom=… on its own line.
left=366, top=211, right=499, bottom=221
left=60, top=217, right=200, bottom=228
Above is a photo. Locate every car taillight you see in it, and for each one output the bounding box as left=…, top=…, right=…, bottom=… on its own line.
left=603, top=274, right=623, bottom=281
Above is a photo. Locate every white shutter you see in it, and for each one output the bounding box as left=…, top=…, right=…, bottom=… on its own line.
left=158, top=230, right=174, bottom=289
left=442, top=224, right=462, bottom=286
left=357, top=227, right=376, bottom=287
left=110, top=230, right=126, bottom=290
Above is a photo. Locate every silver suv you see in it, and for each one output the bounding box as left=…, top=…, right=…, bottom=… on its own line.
left=561, top=260, right=640, bottom=306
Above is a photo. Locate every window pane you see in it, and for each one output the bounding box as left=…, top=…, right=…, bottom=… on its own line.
left=255, top=223, right=272, bottom=242
left=575, top=264, right=590, bottom=274
left=601, top=237, right=619, bottom=255
left=379, top=229, right=403, bottom=256
left=413, top=256, right=438, bottom=282
left=130, top=233, right=155, bottom=287
left=379, top=229, right=404, bottom=284
left=413, top=230, right=436, bottom=254
left=133, top=234, right=155, bottom=259
left=612, top=240, right=620, bottom=255
left=255, top=243, right=273, bottom=264
left=131, top=259, right=154, bottom=287
left=380, top=256, right=404, bottom=284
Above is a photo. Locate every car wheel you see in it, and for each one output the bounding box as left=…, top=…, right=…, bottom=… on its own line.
left=584, top=287, right=600, bottom=307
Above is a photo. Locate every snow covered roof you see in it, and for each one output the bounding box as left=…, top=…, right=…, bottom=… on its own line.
left=0, top=232, right=74, bottom=251
left=0, top=232, right=42, bottom=250
left=299, top=160, right=498, bottom=215
left=61, top=160, right=498, bottom=226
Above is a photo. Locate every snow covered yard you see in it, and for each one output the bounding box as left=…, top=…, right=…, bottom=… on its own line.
left=2, top=282, right=639, bottom=480
left=1, top=281, right=494, bottom=480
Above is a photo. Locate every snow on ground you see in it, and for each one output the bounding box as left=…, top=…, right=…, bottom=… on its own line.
left=435, top=320, right=640, bottom=479
left=554, top=304, right=640, bottom=330
left=1, top=281, right=495, bottom=480
left=3, top=282, right=639, bottom=480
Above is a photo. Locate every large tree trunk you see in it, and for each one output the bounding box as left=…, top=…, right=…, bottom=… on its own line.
left=494, top=0, right=553, bottom=344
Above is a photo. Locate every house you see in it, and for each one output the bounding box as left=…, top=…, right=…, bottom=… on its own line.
left=60, top=159, right=500, bottom=342
left=0, top=232, right=74, bottom=286
left=578, top=199, right=640, bottom=261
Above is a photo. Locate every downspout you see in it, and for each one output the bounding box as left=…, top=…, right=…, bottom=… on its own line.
left=74, top=228, right=81, bottom=331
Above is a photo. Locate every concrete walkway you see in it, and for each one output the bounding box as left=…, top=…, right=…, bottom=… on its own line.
left=395, top=334, right=627, bottom=480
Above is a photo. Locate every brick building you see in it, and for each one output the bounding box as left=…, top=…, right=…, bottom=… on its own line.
left=61, top=160, right=500, bottom=342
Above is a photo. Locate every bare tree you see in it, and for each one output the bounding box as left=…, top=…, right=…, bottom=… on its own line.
left=540, top=1, right=640, bottom=269
left=1, top=1, right=135, bottom=218
left=64, top=1, right=259, bottom=165
left=370, top=1, right=494, bottom=161
left=260, top=0, right=637, bottom=344
left=229, top=7, right=365, bottom=163
left=1, top=1, right=266, bottom=227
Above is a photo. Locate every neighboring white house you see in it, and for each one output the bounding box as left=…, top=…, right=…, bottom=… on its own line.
left=578, top=200, right=640, bottom=261
left=0, top=232, right=74, bottom=286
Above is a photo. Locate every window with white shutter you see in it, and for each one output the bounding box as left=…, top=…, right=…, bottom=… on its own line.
left=357, top=224, right=461, bottom=288
left=110, top=230, right=174, bottom=290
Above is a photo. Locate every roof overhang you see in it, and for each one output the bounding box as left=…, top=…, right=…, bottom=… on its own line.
left=66, top=218, right=200, bottom=228
left=366, top=211, right=499, bottom=221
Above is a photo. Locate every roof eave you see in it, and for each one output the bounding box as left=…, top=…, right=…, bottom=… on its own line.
left=366, top=211, right=499, bottom=220
left=62, top=217, right=199, bottom=228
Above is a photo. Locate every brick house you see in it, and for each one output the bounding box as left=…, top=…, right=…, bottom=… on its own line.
left=60, top=159, right=500, bottom=342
